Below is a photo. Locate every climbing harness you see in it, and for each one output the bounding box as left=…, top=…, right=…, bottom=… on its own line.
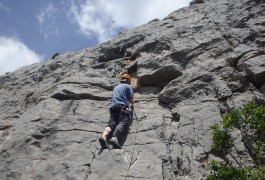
left=122, top=109, right=139, bottom=180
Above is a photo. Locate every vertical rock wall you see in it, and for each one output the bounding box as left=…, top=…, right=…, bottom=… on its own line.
left=0, top=0, right=265, bottom=179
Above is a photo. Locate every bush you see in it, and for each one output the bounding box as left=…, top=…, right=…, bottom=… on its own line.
left=210, top=124, right=233, bottom=155
left=207, top=101, right=265, bottom=179
left=207, top=160, right=247, bottom=180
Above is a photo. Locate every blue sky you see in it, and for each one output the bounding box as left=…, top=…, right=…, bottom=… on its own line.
left=0, top=0, right=191, bottom=75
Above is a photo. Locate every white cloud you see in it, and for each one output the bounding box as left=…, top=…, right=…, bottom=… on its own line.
left=0, top=37, right=42, bottom=75
left=69, top=0, right=191, bottom=43
left=69, top=0, right=115, bottom=43
left=0, top=3, right=10, bottom=12
left=103, top=0, right=190, bottom=27
left=37, top=3, right=59, bottom=39
left=37, top=3, right=56, bottom=24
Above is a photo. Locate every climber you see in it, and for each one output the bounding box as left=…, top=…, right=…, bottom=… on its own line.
left=99, top=73, right=134, bottom=149
left=119, top=42, right=126, bottom=55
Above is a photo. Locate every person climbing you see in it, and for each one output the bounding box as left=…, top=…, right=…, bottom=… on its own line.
left=99, top=73, right=134, bottom=149
left=119, top=42, right=126, bottom=55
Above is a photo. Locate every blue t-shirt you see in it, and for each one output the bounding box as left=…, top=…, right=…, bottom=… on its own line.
left=111, top=83, right=133, bottom=107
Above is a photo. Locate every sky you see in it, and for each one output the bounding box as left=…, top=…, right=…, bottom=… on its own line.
left=0, top=0, right=191, bottom=75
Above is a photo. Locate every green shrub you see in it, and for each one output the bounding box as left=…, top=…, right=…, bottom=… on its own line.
left=207, top=160, right=247, bottom=180
left=210, top=124, right=233, bottom=155
left=207, top=101, right=265, bottom=179
left=246, top=166, right=265, bottom=180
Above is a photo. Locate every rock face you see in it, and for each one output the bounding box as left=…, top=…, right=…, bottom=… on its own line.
left=0, top=0, right=265, bottom=179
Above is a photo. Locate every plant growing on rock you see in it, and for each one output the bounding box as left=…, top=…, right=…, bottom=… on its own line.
left=207, top=101, right=265, bottom=180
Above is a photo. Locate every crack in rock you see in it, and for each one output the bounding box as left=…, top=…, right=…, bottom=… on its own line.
left=51, top=89, right=111, bottom=101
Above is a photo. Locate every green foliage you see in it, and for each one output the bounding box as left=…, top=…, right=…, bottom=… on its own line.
left=207, top=160, right=247, bottom=180
left=241, top=101, right=265, bottom=148
left=210, top=124, right=233, bottom=154
left=207, top=101, right=265, bottom=179
left=246, top=166, right=265, bottom=180
left=207, top=161, right=265, bottom=180
left=222, top=110, right=240, bottom=129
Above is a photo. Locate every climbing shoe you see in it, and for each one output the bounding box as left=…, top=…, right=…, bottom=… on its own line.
left=109, top=139, right=122, bottom=149
left=99, top=137, right=109, bottom=149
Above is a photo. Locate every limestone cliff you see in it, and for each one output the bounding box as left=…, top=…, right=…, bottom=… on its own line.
left=0, top=0, right=265, bottom=179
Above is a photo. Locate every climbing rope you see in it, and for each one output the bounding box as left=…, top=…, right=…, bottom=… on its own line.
left=122, top=109, right=139, bottom=180
left=118, top=43, right=140, bottom=180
